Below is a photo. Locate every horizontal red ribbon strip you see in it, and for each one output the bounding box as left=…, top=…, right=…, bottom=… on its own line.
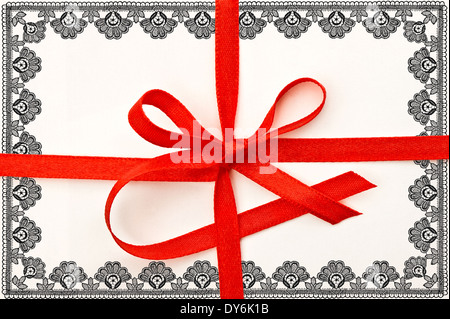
left=2, top=134, right=447, bottom=180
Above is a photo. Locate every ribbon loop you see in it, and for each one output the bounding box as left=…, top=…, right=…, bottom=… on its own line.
left=128, top=89, right=219, bottom=149
left=257, top=78, right=327, bottom=138
left=104, top=166, right=374, bottom=259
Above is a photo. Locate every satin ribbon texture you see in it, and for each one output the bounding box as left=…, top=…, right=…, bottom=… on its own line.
left=0, top=0, right=449, bottom=299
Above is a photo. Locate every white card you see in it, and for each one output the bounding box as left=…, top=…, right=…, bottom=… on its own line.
left=1, top=0, right=448, bottom=298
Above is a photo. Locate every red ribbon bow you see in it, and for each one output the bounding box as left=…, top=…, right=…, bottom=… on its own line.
left=105, top=77, right=376, bottom=299
left=1, top=0, right=449, bottom=299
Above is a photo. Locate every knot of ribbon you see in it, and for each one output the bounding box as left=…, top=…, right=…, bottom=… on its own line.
left=1, top=0, right=448, bottom=300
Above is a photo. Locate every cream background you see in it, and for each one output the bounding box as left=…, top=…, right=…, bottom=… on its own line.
left=1, top=0, right=445, bottom=295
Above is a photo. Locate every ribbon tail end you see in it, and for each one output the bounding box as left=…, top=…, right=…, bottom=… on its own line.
left=348, top=171, right=377, bottom=189
left=341, top=171, right=377, bottom=196
left=329, top=210, right=363, bottom=225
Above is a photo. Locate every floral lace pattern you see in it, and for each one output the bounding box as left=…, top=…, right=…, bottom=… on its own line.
left=50, top=11, right=88, bottom=39
left=1, top=3, right=446, bottom=41
left=140, top=11, right=178, bottom=39
left=2, top=2, right=447, bottom=298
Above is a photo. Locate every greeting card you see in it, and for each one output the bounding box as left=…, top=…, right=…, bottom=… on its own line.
left=1, top=0, right=448, bottom=299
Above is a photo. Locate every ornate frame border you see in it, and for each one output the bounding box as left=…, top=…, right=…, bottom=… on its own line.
left=1, top=1, right=448, bottom=298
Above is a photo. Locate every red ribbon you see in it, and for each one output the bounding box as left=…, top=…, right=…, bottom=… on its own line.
left=1, top=0, right=449, bottom=299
